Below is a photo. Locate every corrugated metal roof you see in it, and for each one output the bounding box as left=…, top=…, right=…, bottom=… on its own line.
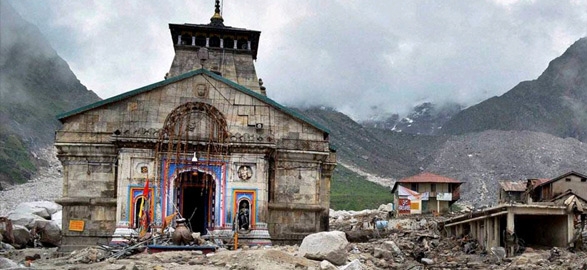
left=529, top=178, right=550, bottom=187
left=397, top=172, right=462, bottom=184
left=56, top=68, right=330, bottom=134
left=498, top=181, right=526, bottom=192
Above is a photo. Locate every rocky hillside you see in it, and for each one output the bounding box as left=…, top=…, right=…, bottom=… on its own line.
left=423, top=130, right=587, bottom=205
left=298, top=106, right=587, bottom=205
left=361, top=102, right=463, bottom=135
left=297, top=107, right=448, bottom=180
left=0, top=2, right=101, bottom=185
left=441, top=37, right=587, bottom=141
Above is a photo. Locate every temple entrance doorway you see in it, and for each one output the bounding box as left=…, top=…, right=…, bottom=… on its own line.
left=176, top=170, right=215, bottom=235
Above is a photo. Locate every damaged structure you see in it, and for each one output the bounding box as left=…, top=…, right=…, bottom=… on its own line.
left=442, top=171, right=587, bottom=255
left=391, top=172, right=462, bottom=216
left=54, top=1, right=336, bottom=251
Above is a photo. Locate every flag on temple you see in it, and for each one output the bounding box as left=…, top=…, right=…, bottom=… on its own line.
left=139, top=177, right=150, bottom=219
left=161, top=213, right=178, bottom=234
left=139, top=177, right=151, bottom=238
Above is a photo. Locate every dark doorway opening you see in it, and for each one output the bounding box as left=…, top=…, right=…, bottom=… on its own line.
left=177, top=171, right=215, bottom=235
left=514, top=214, right=567, bottom=247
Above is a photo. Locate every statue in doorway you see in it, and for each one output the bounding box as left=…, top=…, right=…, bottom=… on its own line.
left=237, top=201, right=250, bottom=231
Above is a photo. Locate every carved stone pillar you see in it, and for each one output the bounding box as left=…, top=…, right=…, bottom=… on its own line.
left=55, top=143, right=118, bottom=251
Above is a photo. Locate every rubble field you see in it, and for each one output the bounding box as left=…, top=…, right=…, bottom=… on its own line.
left=2, top=205, right=587, bottom=269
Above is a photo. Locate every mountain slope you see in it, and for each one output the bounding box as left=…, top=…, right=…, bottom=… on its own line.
left=296, top=107, right=448, bottom=179
left=298, top=107, right=587, bottom=206
left=361, top=102, right=463, bottom=135
left=441, top=38, right=587, bottom=140
left=0, top=2, right=101, bottom=185
left=424, top=130, right=587, bottom=205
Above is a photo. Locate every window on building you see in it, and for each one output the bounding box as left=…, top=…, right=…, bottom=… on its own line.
left=431, top=183, right=436, bottom=192
left=581, top=178, right=586, bottom=182
left=195, top=35, right=206, bottom=47
left=410, top=183, right=419, bottom=191
left=566, top=178, right=571, bottom=182
left=209, top=36, right=221, bottom=47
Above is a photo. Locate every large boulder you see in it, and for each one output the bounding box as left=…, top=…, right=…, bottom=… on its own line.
left=377, top=203, right=393, bottom=212
left=299, top=230, right=349, bottom=265
left=51, top=210, right=62, bottom=229
left=0, top=257, right=19, bottom=269
left=7, top=224, right=31, bottom=249
left=7, top=211, right=45, bottom=229
left=34, top=220, right=62, bottom=247
left=12, top=201, right=62, bottom=219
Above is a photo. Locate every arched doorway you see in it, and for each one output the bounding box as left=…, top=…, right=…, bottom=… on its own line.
left=154, top=102, right=229, bottom=233
left=175, top=170, right=216, bottom=234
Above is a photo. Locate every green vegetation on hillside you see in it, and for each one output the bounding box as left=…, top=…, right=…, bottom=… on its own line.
left=330, top=164, right=392, bottom=211
left=0, top=133, right=36, bottom=184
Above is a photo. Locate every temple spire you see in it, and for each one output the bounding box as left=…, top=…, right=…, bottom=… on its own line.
left=210, top=0, right=224, bottom=27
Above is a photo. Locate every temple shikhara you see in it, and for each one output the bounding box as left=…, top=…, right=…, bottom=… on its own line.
left=54, top=1, right=336, bottom=251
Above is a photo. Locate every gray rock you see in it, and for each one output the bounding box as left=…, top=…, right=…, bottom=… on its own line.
left=34, top=219, right=62, bottom=247
left=319, top=260, right=338, bottom=270
left=51, top=210, right=62, bottom=229
left=7, top=211, right=46, bottom=229
left=299, top=230, right=349, bottom=265
left=339, top=259, right=364, bottom=270
left=10, top=224, right=31, bottom=248
left=383, top=240, right=403, bottom=256
left=126, top=262, right=138, bottom=270
left=0, top=257, right=19, bottom=269
left=68, top=247, right=108, bottom=263
left=1, top=242, right=15, bottom=250
left=420, top=258, right=434, bottom=265
left=491, top=246, right=506, bottom=262
left=377, top=203, right=393, bottom=212
left=104, top=264, right=126, bottom=270
left=419, top=219, right=427, bottom=228
left=373, top=247, right=392, bottom=260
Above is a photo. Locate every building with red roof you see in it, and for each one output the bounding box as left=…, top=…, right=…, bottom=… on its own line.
left=391, top=172, right=462, bottom=215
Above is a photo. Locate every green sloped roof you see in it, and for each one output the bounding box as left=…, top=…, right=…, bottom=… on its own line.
left=57, top=68, right=330, bottom=134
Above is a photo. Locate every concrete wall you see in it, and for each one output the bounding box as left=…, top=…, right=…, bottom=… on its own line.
left=444, top=207, right=573, bottom=253
left=467, top=217, right=501, bottom=250
left=551, top=174, right=587, bottom=199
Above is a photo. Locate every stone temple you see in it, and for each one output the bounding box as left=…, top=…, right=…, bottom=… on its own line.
left=54, top=2, right=336, bottom=251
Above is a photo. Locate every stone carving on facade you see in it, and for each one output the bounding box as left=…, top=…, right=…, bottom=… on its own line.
left=195, top=84, right=208, bottom=98
left=121, top=128, right=160, bottom=138
left=230, top=132, right=265, bottom=142
left=237, top=165, right=253, bottom=181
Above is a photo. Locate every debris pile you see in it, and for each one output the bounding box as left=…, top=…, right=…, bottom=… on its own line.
left=2, top=203, right=587, bottom=269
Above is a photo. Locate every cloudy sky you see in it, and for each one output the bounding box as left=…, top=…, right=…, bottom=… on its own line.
left=7, top=0, right=587, bottom=120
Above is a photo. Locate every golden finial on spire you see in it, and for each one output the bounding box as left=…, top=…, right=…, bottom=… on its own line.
left=210, top=0, right=224, bottom=27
